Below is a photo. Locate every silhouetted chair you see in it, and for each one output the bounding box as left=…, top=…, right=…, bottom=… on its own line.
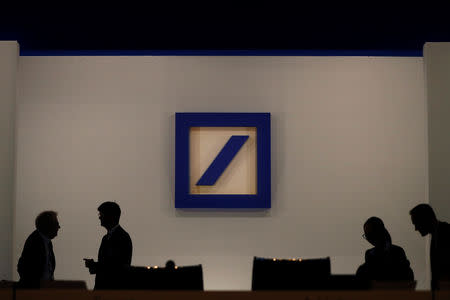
left=125, top=261, right=203, bottom=290
left=252, top=256, right=331, bottom=290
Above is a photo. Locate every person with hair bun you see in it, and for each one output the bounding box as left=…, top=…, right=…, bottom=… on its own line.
left=356, top=216, right=414, bottom=281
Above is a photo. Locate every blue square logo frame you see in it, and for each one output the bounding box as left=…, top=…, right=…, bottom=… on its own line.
left=175, top=113, right=271, bottom=209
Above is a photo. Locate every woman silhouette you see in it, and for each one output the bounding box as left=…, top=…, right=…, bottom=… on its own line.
left=356, top=217, right=414, bottom=281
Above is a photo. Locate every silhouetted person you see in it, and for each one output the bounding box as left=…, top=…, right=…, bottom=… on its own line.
left=356, top=217, right=414, bottom=281
left=165, top=260, right=176, bottom=270
left=410, top=204, right=450, bottom=289
left=17, top=211, right=60, bottom=288
left=84, top=202, right=132, bottom=289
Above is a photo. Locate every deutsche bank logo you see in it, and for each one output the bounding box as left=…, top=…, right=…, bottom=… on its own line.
left=175, top=113, right=271, bottom=208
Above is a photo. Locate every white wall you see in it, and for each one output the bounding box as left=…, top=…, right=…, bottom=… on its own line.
left=14, top=56, right=428, bottom=289
left=424, top=43, right=450, bottom=222
left=0, top=41, right=18, bottom=280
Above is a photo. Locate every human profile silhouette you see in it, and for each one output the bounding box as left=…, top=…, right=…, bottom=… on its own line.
left=410, top=204, right=450, bottom=289
left=17, top=211, right=60, bottom=288
left=356, top=217, right=414, bottom=281
left=84, top=202, right=132, bottom=289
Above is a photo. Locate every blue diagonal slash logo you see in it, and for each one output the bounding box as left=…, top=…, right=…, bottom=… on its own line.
left=196, top=135, right=249, bottom=186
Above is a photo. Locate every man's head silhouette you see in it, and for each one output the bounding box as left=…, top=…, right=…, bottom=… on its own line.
left=35, top=211, right=60, bottom=239
left=410, top=204, right=437, bottom=236
left=98, top=202, right=121, bottom=230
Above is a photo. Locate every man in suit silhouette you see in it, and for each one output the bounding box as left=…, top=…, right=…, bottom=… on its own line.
left=84, top=202, right=132, bottom=289
left=17, top=211, right=60, bottom=288
left=410, top=204, right=450, bottom=289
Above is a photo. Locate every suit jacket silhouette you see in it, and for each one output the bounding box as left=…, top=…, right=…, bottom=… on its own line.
left=356, top=243, right=414, bottom=281
left=94, top=225, right=132, bottom=289
left=431, top=221, right=450, bottom=289
left=17, top=230, right=55, bottom=288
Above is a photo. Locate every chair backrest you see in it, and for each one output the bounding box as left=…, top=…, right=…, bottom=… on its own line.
left=252, top=257, right=331, bottom=290
left=126, top=264, right=204, bottom=290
